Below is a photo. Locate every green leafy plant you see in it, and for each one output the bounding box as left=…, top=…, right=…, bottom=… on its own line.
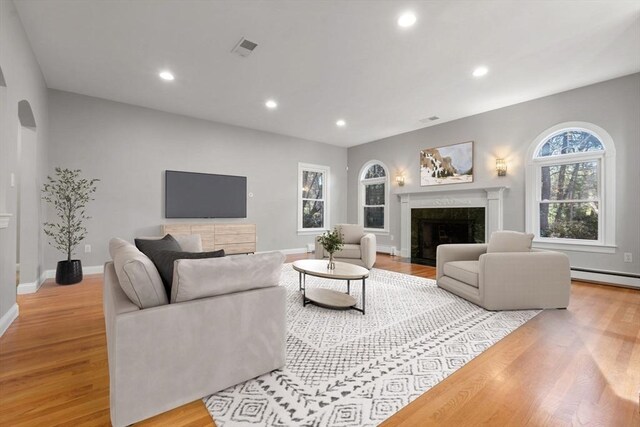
left=42, top=168, right=99, bottom=261
left=317, top=227, right=344, bottom=255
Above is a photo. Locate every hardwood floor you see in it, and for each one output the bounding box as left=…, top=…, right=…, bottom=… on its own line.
left=1, top=254, right=638, bottom=426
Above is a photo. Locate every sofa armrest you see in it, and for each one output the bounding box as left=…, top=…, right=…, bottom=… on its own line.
left=479, top=251, right=570, bottom=310
left=314, top=236, right=324, bottom=259
left=436, top=244, right=487, bottom=280
left=360, top=233, right=377, bottom=269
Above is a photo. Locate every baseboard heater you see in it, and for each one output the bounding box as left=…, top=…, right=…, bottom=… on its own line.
left=571, top=267, right=639, bottom=279
left=570, top=267, right=640, bottom=289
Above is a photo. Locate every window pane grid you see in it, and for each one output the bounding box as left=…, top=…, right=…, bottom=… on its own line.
left=300, top=166, right=328, bottom=230
left=359, top=162, right=388, bottom=230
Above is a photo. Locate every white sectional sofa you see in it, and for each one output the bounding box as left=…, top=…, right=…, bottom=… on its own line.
left=103, top=235, right=286, bottom=426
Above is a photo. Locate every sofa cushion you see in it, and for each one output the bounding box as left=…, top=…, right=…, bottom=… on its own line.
left=334, top=244, right=362, bottom=259
left=337, top=224, right=364, bottom=244
left=487, top=231, right=534, bottom=253
left=443, top=260, right=480, bottom=288
left=171, top=251, right=285, bottom=303
left=108, top=238, right=168, bottom=308
left=134, top=234, right=182, bottom=258
left=151, top=249, right=225, bottom=295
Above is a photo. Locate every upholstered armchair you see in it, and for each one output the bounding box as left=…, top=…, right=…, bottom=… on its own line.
left=436, top=231, right=571, bottom=310
left=315, top=224, right=377, bottom=269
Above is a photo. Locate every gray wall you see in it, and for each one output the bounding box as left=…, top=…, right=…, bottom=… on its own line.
left=46, top=90, right=347, bottom=269
left=348, top=73, right=640, bottom=275
left=0, top=0, right=49, bottom=320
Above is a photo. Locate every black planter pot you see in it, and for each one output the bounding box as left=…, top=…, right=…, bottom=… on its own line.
left=56, top=260, right=83, bottom=285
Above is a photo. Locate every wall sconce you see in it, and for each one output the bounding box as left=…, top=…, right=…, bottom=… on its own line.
left=396, top=175, right=405, bottom=186
left=496, top=158, right=507, bottom=177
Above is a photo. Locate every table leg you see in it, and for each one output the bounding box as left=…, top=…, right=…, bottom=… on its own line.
left=347, top=279, right=350, bottom=294
left=303, top=273, right=307, bottom=306
left=298, top=271, right=302, bottom=291
left=362, top=278, right=366, bottom=315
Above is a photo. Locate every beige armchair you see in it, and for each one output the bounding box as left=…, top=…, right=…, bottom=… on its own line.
left=315, top=224, right=377, bottom=269
left=436, top=231, right=570, bottom=310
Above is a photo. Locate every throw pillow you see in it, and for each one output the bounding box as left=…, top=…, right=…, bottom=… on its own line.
left=108, top=237, right=168, bottom=308
left=135, top=234, right=203, bottom=253
left=151, top=249, right=225, bottom=295
left=486, top=231, right=534, bottom=253
left=171, top=251, right=285, bottom=303
left=135, top=234, right=182, bottom=257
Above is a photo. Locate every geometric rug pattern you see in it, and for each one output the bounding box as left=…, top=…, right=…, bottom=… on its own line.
left=204, top=264, right=540, bottom=426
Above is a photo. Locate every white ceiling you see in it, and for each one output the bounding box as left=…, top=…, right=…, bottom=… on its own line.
left=14, top=0, right=640, bottom=147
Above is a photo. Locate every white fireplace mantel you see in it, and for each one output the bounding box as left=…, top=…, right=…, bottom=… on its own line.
left=397, top=186, right=507, bottom=258
left=0, top=213, right=12, bottom=230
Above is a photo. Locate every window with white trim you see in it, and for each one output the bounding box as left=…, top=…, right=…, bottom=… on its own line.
left=358, top=161, right=389, bottom=232
left=298, top=163, right=329, bottom=233
left=526, top=122, right=616, bottom=251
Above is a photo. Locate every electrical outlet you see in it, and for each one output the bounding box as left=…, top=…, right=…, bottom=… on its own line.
left=10, top=173, right=15, bottom=187
left=624, top=253, right=632, bottom=263
left=390, top=235, right=394, bottom=241
left=85, top=244, right=91, bottom=253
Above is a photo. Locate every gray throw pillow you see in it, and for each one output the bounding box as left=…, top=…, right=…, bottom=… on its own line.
left=150, top=249, right=225, bottom=295
left=135, top=234, right=181, bottom=257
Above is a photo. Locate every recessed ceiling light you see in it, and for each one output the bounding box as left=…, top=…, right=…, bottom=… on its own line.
left=265, top=99, right=278, bottom=109
left=398, top=12, right=417, bottom=28
left=472, top=66, right=489, bottom=77
left=336, top=119, right=346, bottom=127
left=159, top=71, right=175, bottom=81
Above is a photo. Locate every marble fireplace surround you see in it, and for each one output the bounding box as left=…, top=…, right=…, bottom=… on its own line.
left=397, top=187, right=507, bottom=258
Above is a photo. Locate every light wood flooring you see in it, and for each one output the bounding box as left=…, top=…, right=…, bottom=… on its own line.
left=0, top=254, right=638, bottom=426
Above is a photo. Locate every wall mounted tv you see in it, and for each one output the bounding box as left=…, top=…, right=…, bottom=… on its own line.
left=165, top=170, right=247, bottom=218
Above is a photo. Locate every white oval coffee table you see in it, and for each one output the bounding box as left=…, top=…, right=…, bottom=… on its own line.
left=292, top=259, right=370, bottom=315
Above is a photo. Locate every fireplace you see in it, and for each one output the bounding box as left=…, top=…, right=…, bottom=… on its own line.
left=398, top=187, right=505, bottom=259
left=411, top=207, right=485, bottom=265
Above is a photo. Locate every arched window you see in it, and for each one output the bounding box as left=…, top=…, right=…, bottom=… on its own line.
left=358, top=161, right=389, bottom=232
left=526, top=122, right=616, bottom=251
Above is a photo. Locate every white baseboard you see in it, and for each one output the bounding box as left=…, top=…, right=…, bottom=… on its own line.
left=17, top=270, right=47, bottom=295
left=17, top=265, right=105, bottom=294
left=571, top=270, right=640, bottom=289
left=274, top=248, right=308, bottom=255
left=43, top=264, right=105, bottom=279
left=17, top=280, right=41, bottom=294
left=377, top=245, right=399, bottom=256
left=0, top=303, right=19, bottom=337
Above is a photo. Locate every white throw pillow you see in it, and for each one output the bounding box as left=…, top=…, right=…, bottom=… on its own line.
left=109, top=238, right=168, bottom=308
left=486, top=231, right=534, bottom=253
left=171, top=251, right=285, bottom=303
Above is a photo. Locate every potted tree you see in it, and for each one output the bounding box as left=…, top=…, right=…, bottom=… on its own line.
left=42, top=167, right=99, bottom=285
left=317, top=227, right=344, bottom=270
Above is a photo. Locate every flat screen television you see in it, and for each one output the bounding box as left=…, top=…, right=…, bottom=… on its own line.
left=165, top=170, right=247, bottom=218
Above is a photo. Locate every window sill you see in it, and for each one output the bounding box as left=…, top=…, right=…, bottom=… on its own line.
left=297, top=229, right=327, bottom=236
left=532, top=240, right=617, bottom=254
left=364, top=228, right=389, bottom=235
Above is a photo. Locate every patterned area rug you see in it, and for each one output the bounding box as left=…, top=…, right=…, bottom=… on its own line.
left=204, top=264, right=539, bottom=426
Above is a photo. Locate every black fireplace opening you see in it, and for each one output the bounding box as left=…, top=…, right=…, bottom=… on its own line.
left=411, top=207, right=485, bottom=266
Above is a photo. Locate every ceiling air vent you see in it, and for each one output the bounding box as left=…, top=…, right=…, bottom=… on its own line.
left=231, top=37, right=258, bottom=57
left=419, top=116, right=440, bottom=123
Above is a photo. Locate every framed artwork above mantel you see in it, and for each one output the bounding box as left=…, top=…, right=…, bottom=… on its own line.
left=420, top=141, right=474, bottom=186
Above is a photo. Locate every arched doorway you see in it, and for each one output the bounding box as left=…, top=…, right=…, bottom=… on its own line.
left=16, top=100, right=40, bottom=292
